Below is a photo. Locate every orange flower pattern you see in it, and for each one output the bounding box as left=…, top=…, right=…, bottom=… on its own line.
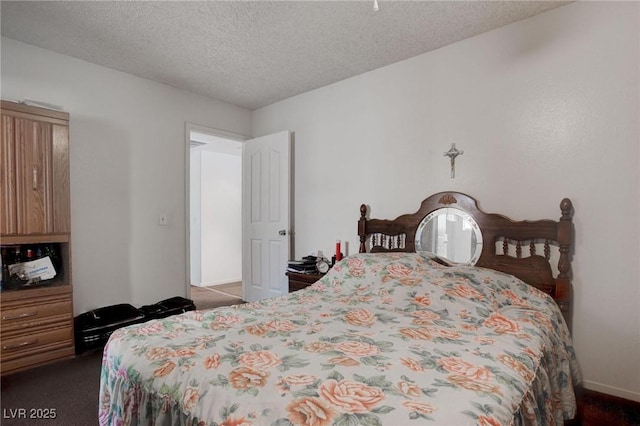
left=335, top=341, right=380, bottom=357
left=238, top=350, right=282, bottom=370
left=244, top=324, right=268, bottom=336
left=286, top=397, right=336, bottom=426
left=411, top=294, right=431, bottom=307
left=403, top=400, right=437, bottom=415
left=412, top=309, right=439, bottom=323
left=219, top=417, right=253, bottom=426
left=400, top=357, right=425, bottom=372
left=318, top=379, right=385, bottom=413
left=399, top=327, right=434, bottom=340
left=344, top=308, right=376, bottom=326
left=484, top=312, right=522, bottom=334
left=145, top=346, right=174, bottom=361
left=100, top=252, right=580, bottom=426
left=328, top=356, right=360, bottom=367
left=210, top=314, right=243, bottom=330
left=182, top=387, right=200, bottom=410
left=137, top=321, right=163, bottom=335
left=445, top=282, right=485, bottom=300
left=203, top=353, right=221, bottom=369
left=282, top=374, right=318, bottom=386
left=478, top=415, right=502, bottom=426
left=152, top=360, right=175, bottom=378
left=303, top=341, right=334, bottom=353
left=228, top=367, right=269, bottom=390
left=447, top=375, right=503, bottom=395
left=497, top=354, right=535, bottom=382
left=395, top=380, right=422, bottom=397
left=438, top=357, right=490, bottom=379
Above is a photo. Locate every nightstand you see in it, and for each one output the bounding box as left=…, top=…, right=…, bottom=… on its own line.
left=286, top=271, right=325, bottom=293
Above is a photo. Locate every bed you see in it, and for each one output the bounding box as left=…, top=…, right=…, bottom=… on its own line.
left=99, top=192, right=581, bottom=426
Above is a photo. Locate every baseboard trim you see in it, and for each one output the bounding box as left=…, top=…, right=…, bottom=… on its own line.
left=583, top=380, right=640, bottom=403
left=192, top=278, right=242, bottom=287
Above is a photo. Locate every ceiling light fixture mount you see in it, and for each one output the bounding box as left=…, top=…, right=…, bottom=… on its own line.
left=373, top=0, right=379, bottom=12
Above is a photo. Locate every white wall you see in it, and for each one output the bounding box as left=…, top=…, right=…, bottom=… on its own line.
left=191, top=148, right=242, bottom=286
left=253, top=2, right=640, bottom=402
left=1, top=37, right=252, bottom=314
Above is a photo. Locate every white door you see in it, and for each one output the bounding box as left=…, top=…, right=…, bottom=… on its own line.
left=242, top=131, right=291, bottom=302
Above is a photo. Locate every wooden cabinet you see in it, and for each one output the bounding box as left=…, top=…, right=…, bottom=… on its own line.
left=1, top=100, right=73, bottom=375
left=286, top=271, right=325, bottom=293
left=1, top=101, right=70, bottom=235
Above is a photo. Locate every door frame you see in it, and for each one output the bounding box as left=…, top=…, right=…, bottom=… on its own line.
left=184, top=122, right=250, bottom=297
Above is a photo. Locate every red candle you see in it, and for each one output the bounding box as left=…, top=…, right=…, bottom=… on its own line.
left=336, top=240, right=342, bottom=261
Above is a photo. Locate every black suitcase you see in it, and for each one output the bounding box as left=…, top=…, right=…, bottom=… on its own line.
left=74, top=303, right=146, bottom=354
left=139, top=296, right=196, bottom=320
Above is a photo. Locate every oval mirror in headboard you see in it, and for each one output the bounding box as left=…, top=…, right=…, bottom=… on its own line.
left=415, top=207, right=483, bottom=265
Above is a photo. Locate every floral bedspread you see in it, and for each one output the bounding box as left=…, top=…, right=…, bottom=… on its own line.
left=99, top=253, right=580, bottom=426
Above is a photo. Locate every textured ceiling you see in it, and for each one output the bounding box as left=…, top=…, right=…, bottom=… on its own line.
left=1, top=1, right=569, bottom=110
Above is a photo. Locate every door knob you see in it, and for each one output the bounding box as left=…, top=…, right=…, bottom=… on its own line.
left=279, top=229, right=287, bottom=236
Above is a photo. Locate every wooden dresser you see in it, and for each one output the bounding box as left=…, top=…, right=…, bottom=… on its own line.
left=1, top=100, right=74, bottom=375
left=286, top=271, right=325, bottom=292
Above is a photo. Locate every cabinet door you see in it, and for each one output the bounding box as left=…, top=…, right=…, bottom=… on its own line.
left=15, top=117, right=53, bottom=235
left=1, top=115, right=17, bottom=235
left=52, top=125, right=70, bottom=233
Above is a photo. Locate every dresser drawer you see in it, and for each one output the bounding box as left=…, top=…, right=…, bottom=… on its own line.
left=0, top=286, right=74, bottom=376
left=1, top=324, right=73, bottom=360
left=1, top=345, right=75, bottom=375
left=1, top=297, right=72, bottom=333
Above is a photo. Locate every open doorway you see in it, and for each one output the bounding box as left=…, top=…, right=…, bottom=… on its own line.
left=187, top=125, right=245, bottom=309
left=185, top=124, right=293, bottom=309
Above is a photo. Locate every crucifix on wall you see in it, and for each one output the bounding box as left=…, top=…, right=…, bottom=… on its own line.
left=443, top=143, right=463, bottom=178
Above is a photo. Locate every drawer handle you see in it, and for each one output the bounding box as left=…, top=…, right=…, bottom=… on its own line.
left=33, top=166, right=38, bottom=190
left=2, top=311, right=38, bottom=320
left=3, top=338, right=39, bottom=351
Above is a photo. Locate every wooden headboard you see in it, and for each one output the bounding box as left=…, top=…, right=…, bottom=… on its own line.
left=358, top=191, right=574, bottom=328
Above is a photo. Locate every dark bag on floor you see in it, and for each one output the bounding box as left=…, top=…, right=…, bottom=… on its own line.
left=139, top=296, right=196, bottom=320
left=74, top=303, right=145, bottom=354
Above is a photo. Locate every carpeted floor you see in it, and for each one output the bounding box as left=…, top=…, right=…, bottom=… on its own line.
left=190, top=282, right=244, bottom=310
left=1, top=350, right=103, bottom=425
